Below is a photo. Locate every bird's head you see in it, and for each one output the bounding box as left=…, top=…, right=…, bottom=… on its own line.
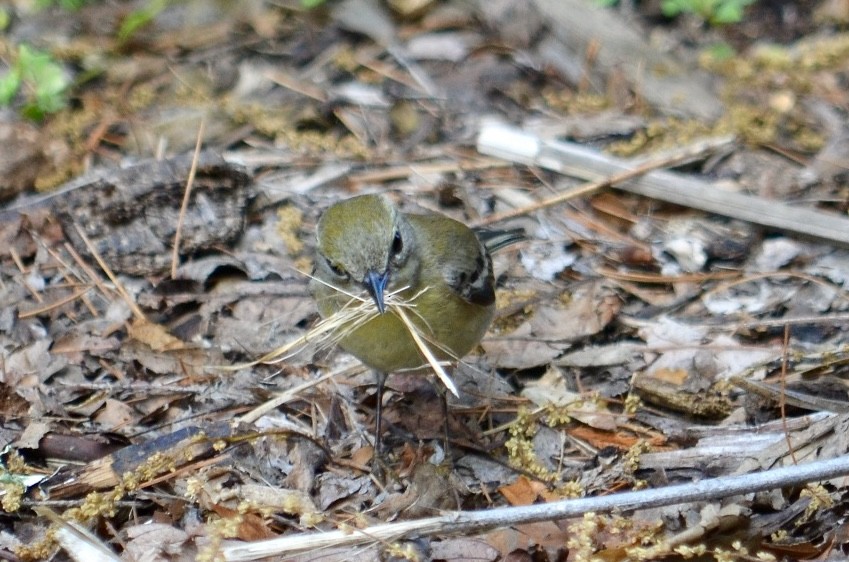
left=315, top=194, right=419, bottom=313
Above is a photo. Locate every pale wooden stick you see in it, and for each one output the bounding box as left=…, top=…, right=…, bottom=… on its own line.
left=476, top=122, right=849, bottom=246
left=475, top=128, right=734, bottom=226
left=221, top=452, right=849, bottom=560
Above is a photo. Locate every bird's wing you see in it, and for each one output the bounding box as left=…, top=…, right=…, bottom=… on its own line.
left=409, top=215, right=496, bottom=307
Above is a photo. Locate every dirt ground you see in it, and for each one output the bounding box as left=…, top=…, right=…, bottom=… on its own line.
left=2, top=0, right=849, bottom=560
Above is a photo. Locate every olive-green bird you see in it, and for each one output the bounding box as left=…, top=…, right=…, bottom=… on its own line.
left=309, top=194, right=522, bottom=460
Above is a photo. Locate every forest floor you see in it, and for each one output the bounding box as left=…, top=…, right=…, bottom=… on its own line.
left=2, top=0, right=849, bottom=560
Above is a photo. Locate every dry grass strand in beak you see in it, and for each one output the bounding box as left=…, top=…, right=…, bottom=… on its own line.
left=258, top=297, right=377, bottom=365
left=391, top=303, right=460, bottom=398
left=220, top=297, right=376, bottom=370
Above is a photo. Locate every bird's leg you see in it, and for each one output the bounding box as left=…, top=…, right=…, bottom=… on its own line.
left=372, top=370, right=388, bottom=474
left=433, top=380, right=453, bottom=465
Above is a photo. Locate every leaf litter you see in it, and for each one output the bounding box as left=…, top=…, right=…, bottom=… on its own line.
left=2, top=1, right=849, bottom=561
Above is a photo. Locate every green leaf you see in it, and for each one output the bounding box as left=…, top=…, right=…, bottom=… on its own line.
left=21, top=103, right=46, bottom=122
left=35, top=0, right=88, bottom=9
left=19, top=46, right=67, bottom=95
left=661, top=0, right=686, bottom=17
left=10, top=44, right=69, bottom=118
left=0, top=71, right=21, bottom=105
left=661, top=0, right=753, bottom=25
left=704, top=42, right=736, bottom=61
left=118, top=0, right=167, bottom=41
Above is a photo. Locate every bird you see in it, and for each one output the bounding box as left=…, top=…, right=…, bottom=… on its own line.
left=309, top=193, right=523, bottom=465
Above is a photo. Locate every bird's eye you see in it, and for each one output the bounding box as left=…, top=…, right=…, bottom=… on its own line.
left=324, top=257, right=349, bottom=279
left=391, top=230, right=403, bottom=256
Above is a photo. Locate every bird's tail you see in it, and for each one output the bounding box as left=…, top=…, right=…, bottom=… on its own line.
left=473, top=227, right=526, bottom=253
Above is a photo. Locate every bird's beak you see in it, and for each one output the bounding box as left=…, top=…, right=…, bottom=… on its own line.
left=363, top=270, right=389, bottom=314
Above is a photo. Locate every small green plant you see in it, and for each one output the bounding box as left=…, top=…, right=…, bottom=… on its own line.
left=597, top=0, right=754, bottom=25
left=35, top=0, right=89, bottom=9
left=662, top=0, right=755, bottom=25
left=703, top=41, right=737, bottom=61
left=118, top=0, right=168, bottom=42
left=0, top=44, right=69, bottom=120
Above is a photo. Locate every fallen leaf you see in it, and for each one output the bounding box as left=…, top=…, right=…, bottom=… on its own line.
left=499, top=475, right=547, bottom=506
left=128, top=319, right=185, bottom=352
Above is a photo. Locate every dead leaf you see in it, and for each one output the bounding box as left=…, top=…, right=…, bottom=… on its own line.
left=484, top=282, right=620, bottom=370
left=5, top=339, right=63, bottom=386
left=481, top=322, right=564, bottom=370
left=93, top=399, right=135, bottom=429
left=211, top=504, right=276, bottom=541
left=240, top=484, right=320, bottom=523
left=0, top=383, right=32, bottom=420
left=15, top=421, right=50, bottom=449
left=567, top=425, right=656, bottom=450
left=484, top=521, right=569, bottom=556
left=0, top=120, right=53, bottom=199
left=430, top=537, right=501, bottom=560
left=522, top=366, right=620, bottom=430
left=128, top=319, right=186, bottom=352
left=499, top=475, right=547, bottom=506
left=124, top=523, right=193, bottom=561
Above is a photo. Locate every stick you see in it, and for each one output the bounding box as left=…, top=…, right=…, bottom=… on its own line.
left=476, top=122, right=849, bottom=246
left=221, top=453, right=849, bottom=560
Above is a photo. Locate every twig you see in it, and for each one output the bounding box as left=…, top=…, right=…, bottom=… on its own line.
left=595, top=266, right=739, bottom=284
left=71, top=225, right=146, bottom=321
left=729, top=376, right=849, bottom=413
left=265, top=69, right=328, bottom=102
left=221, top=453, right=849, bottom=560
left=17, top=287, right=93, bottom=319
left=346, top=158, right=507, bottom=184
left=36, top=507, right=122, bottom=562
left=475, top=133, right=733, bottom=226
left=10, top=247, right=43, bottom=302
left=476, top=122, right=849, bottom=247
left=237, top=367, right=355, bottom=425
left=781, top=325, right=798, bottom=463
left=171, top=118, right=206, bottom=278
left=475, top=121, right=735, bottom=226
left=45, top=245, right=100, bottom=317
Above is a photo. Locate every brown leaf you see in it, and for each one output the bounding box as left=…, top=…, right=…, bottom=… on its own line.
left=15, top=421, right=50, bottom=449
left=482, top=322, right=564, bottom=370
left=529, top=282, right=620, bottom=341
left=211, top=504, right=277, bottom=541
left=0, top=383, right=32, bottom=421
left=484, top=522, right=569, bottom=556
left=124, top=523, right=193, bottom=561
left=499, top=475, right=547, bottom=506
left=483, top=281, right=621, bottom=370
left=240, top=484, right=320, bottom=522
left=0, top=120, right=53, bottom=199
left=93, top=399, right=136, bottom=429
left=5, top=340, right=62, bottom=386
left=430, top=537, right=501, bottom=560
left=128, top=319, right=186, bottom=352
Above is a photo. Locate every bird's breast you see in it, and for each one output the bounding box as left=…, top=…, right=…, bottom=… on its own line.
left=334, top=284, right=495, bottom=373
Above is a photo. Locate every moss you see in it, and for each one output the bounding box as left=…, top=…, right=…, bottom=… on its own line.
left=277, top=205, right=306, bottom=255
